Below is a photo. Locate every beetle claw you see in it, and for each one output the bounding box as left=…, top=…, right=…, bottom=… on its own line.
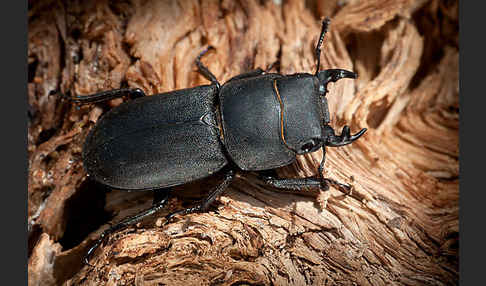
left=325, top=125, right=367, bottom=147
left=318, top=69, right=357, bottom=88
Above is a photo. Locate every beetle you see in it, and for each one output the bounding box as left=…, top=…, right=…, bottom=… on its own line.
left=55, top=18, right=366, bottom=265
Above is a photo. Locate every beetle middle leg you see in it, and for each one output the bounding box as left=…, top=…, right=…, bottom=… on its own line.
left=196, top=46, right=221, bottom=89
left=84, top=188, right=170, bottom=266
left=165, top=169, right=236, bottom=223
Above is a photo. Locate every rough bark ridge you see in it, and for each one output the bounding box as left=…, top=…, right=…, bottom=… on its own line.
left=28, top=0, right=458, bottom=285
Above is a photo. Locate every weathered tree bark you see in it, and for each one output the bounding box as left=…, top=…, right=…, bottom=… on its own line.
left=28, top=0, right=458, bottom=285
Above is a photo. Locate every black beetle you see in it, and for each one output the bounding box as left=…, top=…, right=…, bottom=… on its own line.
left=55, top=18, right=366, bottom=265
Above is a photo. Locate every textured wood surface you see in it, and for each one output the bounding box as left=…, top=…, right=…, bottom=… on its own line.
left=28, top=0, right=458, bottom=285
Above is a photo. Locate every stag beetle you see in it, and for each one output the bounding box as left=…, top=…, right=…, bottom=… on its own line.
left=54, top=18, right=366, bottom=265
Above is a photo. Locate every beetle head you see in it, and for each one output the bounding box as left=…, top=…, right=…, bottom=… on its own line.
left=289, top=69, right=357, bottom=155
left=286, top=18, right=364, bottom=155
left=286, top=18, right=366, bottom=157
left=316, top=69, right=366, bottom=150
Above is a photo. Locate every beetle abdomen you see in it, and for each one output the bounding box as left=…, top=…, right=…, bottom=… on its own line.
left=83, top=85, right=228, bottom=190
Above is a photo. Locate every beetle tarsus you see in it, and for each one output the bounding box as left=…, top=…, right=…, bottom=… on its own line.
left=84, top=235, right=105, bottom=267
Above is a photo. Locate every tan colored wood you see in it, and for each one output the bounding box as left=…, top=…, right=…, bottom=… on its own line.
left=28, top=0, right=458, bottom=285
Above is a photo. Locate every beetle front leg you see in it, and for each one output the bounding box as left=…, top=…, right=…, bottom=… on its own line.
left=324, top=125, right=367, bottom=147
left=257, top=174, right=352, bottom=194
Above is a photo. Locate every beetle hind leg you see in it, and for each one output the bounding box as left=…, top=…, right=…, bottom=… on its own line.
left=49, top=88, right=146, bottom=104
left=84, top=188, right=170, bottom=266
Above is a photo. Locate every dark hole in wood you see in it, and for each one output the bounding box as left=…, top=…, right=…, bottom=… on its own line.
left=58, top=179, right=111, bottom=250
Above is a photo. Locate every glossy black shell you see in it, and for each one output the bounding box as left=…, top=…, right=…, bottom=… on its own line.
left=84, top=73, right=325, bottom=190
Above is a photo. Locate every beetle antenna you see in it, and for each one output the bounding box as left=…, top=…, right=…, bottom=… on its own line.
left=315, top=17, right=331, bottom=76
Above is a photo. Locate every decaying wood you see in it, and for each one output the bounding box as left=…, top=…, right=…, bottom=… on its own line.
left=28, top=0, right=458, bottom=285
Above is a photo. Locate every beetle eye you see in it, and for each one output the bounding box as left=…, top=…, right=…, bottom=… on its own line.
left=298, top=138, right=321, bottom=154
left=319, top=84, right=326, bottom=95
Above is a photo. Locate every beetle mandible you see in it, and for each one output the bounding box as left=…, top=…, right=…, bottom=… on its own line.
left=56, top=18, right=367, bottom=265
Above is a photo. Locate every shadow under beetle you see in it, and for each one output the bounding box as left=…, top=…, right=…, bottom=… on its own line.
left=56, top=18, right=367, bottom=266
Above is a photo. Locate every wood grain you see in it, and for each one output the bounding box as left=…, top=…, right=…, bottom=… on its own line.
left=28, top=0, right=458, bottom=285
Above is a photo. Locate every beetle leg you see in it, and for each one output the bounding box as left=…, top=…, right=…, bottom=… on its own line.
left=49, top=88, right=146, bottom=104
left=258, top=174, right=352, bottom=194
left=315, top=147, right=352, bottom=192
left=258, top=147, right=352, bottom=194
left=196, top=46, right=221, bottom=89
left=318, top=146, right=328, bottom=189
left=259, top=175, right=328, bottom=190
left=324, top=125, right=367, bottom=147
left=165, top=169, right=235, bottom=223
left=84, top=188, right=170, bottom=266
